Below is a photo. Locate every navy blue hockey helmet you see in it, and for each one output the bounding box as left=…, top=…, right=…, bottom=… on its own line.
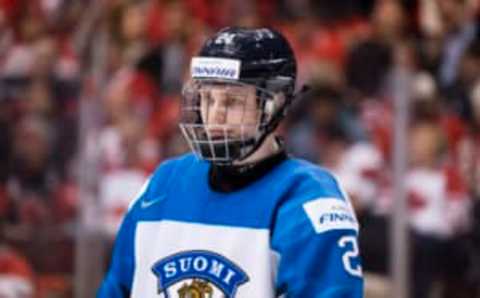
left=197, top=27, right=297, bottom=95
left=180, top=27, right=298, bottom=164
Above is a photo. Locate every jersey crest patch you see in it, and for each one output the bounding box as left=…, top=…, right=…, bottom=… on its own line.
left=303, top=198, right=359, bottom=234
left=151, top=250, right=249, bottom=297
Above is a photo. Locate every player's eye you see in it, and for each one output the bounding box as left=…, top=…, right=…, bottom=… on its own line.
left=201, top=91, right=214, bottom=105
left=225, top=94, right=244, bottom=106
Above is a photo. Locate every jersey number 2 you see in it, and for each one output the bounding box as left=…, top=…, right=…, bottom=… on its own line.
left=338, top=236, right=362, bottom=277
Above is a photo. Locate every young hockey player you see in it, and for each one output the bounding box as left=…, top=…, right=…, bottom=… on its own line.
left=98, top=27, right=363, bottom=298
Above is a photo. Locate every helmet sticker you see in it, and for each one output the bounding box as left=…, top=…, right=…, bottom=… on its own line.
left=214, top=32, right=236, bottom=45
left=191, top=57, right=241, bottom=80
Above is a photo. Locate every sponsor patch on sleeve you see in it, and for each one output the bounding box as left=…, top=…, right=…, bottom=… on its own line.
left=303, top=198, right=359, bottom=234
left=191, top=57, right=241, bottom=80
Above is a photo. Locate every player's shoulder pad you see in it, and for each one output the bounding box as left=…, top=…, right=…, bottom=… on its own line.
left=128, top=153, right=196, bottom=211
left=286, top=159, right=345, bottom=200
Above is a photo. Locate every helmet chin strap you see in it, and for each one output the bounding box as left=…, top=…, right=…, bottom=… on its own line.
left=220, top=136, right=284, bottom=175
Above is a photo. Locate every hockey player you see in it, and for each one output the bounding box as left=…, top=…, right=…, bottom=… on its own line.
left=98, top=27, right=363, bottom=298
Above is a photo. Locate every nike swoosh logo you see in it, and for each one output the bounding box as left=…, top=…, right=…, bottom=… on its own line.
left=141, top=195, right=166, bottom=209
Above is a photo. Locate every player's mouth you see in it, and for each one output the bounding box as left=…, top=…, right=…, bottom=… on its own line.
left=208, top=132, right=240, bottom=141
left=208, top=130, right=229, bottom=137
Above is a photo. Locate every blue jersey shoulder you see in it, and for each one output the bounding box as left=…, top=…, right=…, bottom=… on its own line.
left=129, top=153, right=199, bottom=211
left=279, top=157, right=346, bottom=203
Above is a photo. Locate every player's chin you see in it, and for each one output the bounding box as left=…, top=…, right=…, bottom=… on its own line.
left=206, top=130, right=235, bottom=139
left=208, top=135, right=236, bottom=141
left=208, top=134, right=251, bottom=142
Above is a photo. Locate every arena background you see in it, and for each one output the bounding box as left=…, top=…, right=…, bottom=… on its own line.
left=0, top=0, right=479, bottom=297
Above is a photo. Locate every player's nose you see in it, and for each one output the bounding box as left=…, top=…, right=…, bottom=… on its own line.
left=210, top=97, right=227, bottom=124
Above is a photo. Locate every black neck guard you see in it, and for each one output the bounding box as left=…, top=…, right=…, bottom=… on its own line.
left=209, top=144, right=288, bottom=193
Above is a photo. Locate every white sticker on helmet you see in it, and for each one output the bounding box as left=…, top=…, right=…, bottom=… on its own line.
left=191, top=57, right=241, bottom=80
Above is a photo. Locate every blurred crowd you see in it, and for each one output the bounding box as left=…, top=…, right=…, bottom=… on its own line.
left=0, top=0, right=479, bottom=297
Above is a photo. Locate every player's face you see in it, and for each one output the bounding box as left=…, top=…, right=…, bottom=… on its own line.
left=199, top=83, right=260, bottom=139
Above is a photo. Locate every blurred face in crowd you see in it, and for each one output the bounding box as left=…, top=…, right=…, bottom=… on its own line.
left=19, top=9, right=45, bottom=42
left=372, top=0, right=406, bottom=41
left=459, top=45, right=480, bottom=85
left=437, top=0, right=474, bottom=31
left=14, top=116, right=50, bottom=170
left=409, top=123, right=443, bottom=168
left=32, top=37, right=57, bottom=76
left=122, top=3, right=148, bottom=42
left=199, top=83, right=260, bottom=140
left=164, top=1, right=189, bottom=39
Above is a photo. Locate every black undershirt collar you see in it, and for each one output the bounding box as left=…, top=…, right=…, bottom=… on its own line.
left=209, top=146, right=288, bottom=193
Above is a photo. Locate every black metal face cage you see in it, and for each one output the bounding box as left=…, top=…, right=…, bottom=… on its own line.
left=179, top=79, right=288, bottom=164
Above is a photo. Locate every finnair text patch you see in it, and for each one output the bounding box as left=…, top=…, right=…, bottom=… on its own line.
left=303, top=198, right=359, bottom=234
left=191, top=57, right=241, bottom=80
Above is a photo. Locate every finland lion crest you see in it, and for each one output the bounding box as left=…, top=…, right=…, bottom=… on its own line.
left=152, top=250, right=249, bottom=297
left=177, top=279, right=212, bottom=298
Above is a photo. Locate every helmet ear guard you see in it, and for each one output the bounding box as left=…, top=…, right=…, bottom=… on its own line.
left=264, top=99, right=276, bottom=122
left=261, top=84, right=310, bottom=134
